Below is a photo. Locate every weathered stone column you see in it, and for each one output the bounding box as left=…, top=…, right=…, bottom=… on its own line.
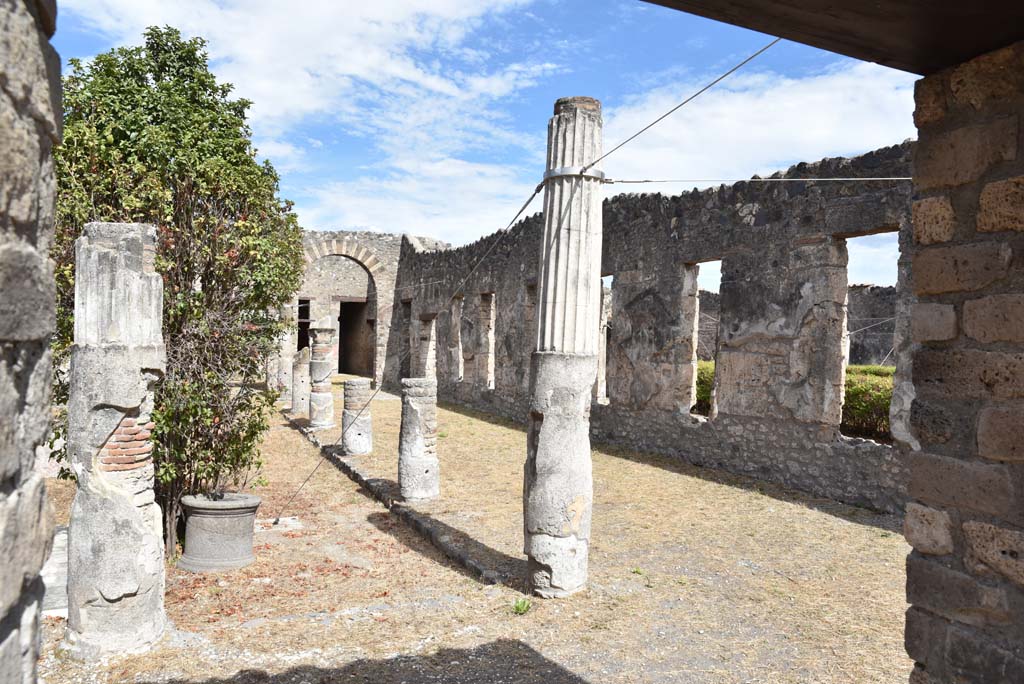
left=291, top=347, right=311, bottom=416
left=524, top=96, right=603, bottom=598
left=308, top=323, right=335, bottom=429
left=65, top=223, right=167, bottom=658
left=0, top=2, right=60, bottom=680
left=398, top=378, right=439, bottom=500
left=276, top=303, right=294, bottom=397
left=341, top=378, right=373, bottom=455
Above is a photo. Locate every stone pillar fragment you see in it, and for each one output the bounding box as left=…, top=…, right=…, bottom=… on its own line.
left=398, top=378, right=439, bottom=500
left=276, top=304, right=294, bottom=394
left=291, top=347, right=311, bottom=416
left=524, top=96, right=602, bottom=598
left=65, top=223, right=167, bottom=659
left=308, top=323, right=335, bottom=429
left=341, top=378, right=373, bottom=455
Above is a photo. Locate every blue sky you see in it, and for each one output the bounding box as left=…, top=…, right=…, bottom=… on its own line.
left=53, top=0, right=918, bottom=288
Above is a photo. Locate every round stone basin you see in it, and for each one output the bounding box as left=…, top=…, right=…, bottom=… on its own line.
left=178, top=493, right=261, bottom=573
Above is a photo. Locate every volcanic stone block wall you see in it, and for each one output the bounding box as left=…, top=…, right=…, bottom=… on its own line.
left=0, top=1, right=59, bottom=681
left=903, top=41, right=1024, bottom=684
left=394, top=142, right=916, bottom=512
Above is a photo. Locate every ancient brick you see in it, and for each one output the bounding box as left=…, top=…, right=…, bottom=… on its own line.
left=905, top=503, right=955, bottom=555
left=963, top=521, right=1024, bottom=587
left=909, top=453, right=1014, bottom=518
left=914, top=76, right=947, bottom=128
left=913, top=243, right=1011, bottom=295
left=913, top=196, right=956, bottom=245
left=912, top=303, right=958, bottom=342
left=977, top=176, right=1024, bottom=234
left=906, top=555, right=1011, bottom=627
left=950, top=43, right=1024, bottom=110
left=915, top=116, right=1018, bottom=191
left=963, top=294, right=1024, bottom=343
left=914, top=349, right=1024, bottom=400
left=977, top=404, right=1024, bottom=462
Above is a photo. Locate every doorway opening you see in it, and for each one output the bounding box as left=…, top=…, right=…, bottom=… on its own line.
left=338, top=299, right=373, bottom=376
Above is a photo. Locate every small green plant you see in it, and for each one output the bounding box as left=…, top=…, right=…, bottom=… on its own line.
left=512, top=597, right=532, bottom=615
left=630, top=567, right=644, bottom=575
left=692, top=360, right=715, bottom=416
left=438, top=431, right=449, bottom=439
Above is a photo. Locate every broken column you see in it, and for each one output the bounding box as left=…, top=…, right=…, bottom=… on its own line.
left=290, top=347, right=311, bottom=416
left=276, top=303, right=294, bottom=398
left=524, top=96, right=603, bottom=598
left=0, top=2, right=60, bottom=680
left=398, top=378, right=439, bottom=500
left=65, top=223, right=167, bottom=658
left=341, top=378, right=373, bottom=455
left=308, top=322, right=335, bottom=429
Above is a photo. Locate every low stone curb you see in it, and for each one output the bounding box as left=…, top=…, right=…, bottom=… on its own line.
left=280, top=409, right=504, bottom=586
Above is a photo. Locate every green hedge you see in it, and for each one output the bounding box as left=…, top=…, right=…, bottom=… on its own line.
left=691, top=362, right=893, bottom=441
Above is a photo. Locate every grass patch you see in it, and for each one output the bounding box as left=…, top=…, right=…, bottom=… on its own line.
left=692, top=362, right=893, bottom=441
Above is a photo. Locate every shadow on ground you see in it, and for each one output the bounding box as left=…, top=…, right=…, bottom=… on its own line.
left=368, top=509, right=529, bottom=592
left=438, top=401, right=900, bottom=533
left=142, top=639, right=590, bottom=684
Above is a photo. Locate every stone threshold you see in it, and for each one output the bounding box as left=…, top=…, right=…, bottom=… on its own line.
left=280, top=409, right=506, bottom=586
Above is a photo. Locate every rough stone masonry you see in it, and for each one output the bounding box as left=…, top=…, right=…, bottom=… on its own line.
left=0, top=1, right=59, bottom=681
left=903, top=40, right=1024, bottom=684
left=64, top=223, right=167, bottom=659
left=523, top=96, right=604, bottom=598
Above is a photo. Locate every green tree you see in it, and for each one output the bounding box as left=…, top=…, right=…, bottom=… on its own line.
left=55, top=26, right=305, bottom=552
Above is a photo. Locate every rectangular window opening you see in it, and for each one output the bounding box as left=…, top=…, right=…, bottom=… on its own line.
left=594, top=275, right=613, bottom=404
left=691, top=261, right=721, bottom=417
left=479, top=293, right=496, bottom=390
left=296, top=298, right=311, bottom=352
left=450, top=296, right=464, bottom=383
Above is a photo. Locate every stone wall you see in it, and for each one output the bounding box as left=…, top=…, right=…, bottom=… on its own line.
left=298, top=230, right=446, bottom=386
left=904, top=41, right=1024, bottom=684
left=0, top=1, right=59, bottom=681
left=393, top=142, right=916, bottom=513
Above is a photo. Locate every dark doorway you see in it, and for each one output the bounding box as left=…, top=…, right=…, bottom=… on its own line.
left=296, top=298, right=311, bottom=351
left=338, top=300, right=373, bottom=375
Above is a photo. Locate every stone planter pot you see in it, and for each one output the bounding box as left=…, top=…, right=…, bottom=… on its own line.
left=178, top=493, right=261, bottom=573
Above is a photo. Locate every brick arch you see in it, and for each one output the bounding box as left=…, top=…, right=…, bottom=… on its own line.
left=303, top=237, right=384, bottom=277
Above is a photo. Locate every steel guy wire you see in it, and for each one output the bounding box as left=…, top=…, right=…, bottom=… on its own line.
left=581, top=37, right=782, bottom=174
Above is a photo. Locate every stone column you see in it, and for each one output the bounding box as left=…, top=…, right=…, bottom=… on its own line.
left=65, top=223, right=167, bottom=659
left=341, top=378, right=373, bottom=455
left=524, top=96, right=603, bottom=598
left=0, top=2, right=59, bottom=680
left=414, top=315, right=437, bottom=379
left=903, top=41, right=1024, bottom=684
left=398, top=378, right=439, bottom=500
left=276, top=303, right=294, bottom=397
left=291, top=347, right=311, bottom=416
left=308, top=323, right=335, bottom=429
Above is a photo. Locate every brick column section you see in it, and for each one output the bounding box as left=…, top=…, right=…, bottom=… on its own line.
left=904, top=41, right=1024, bottom=684
left=0, top=1, right=59, bottom=681
left=65, top=223, right=167, bottom=659
left=398, top=378, right=439, bottom=500
left=342, top=378, right=373, bottom=456
left=308, top=325, right=335, bottom=429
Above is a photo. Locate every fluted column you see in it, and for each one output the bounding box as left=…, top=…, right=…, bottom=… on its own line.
left=523, top=96, right=603, bottom=598
left=309, top=324, right=335, bottom=429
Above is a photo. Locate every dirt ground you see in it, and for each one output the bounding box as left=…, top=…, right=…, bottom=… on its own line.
left=39, top=376, right=912, bottom=683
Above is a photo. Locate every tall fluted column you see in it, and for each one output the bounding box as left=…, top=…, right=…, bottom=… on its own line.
left=309, top=323, right=335, bottom=429
left=523, top=97, right=603, bottom=598
left=65, top=223, right=167, bottom=658
left=342, top=378, right=373, bottom=455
